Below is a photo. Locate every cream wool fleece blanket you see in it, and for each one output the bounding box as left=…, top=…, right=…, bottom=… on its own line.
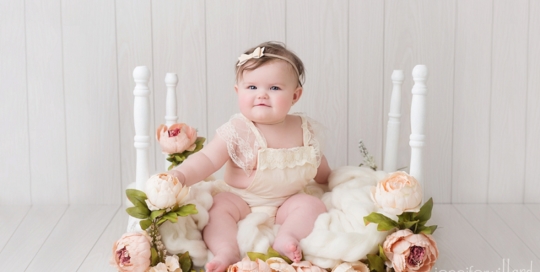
left=158, top=166, right=391, bottom=268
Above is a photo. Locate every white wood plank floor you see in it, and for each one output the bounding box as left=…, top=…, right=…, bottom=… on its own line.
left=0, top=204, right=538, bottom=272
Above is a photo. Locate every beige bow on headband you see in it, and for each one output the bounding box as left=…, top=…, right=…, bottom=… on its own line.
left=237, top=47, right=265, bottom=66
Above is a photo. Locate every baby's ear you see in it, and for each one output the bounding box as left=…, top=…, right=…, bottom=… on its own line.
left=234, top=84, right=239, bottom=94
left=293, top=87, right=303, bottom=102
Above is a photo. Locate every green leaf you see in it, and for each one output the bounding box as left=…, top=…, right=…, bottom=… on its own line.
left=414, top=198, right=433, bottom=225
left=366, top=254, right=385, bottom=272
left=157, top=217, right=168, bottom=226
left=139, top=219, right=152, bottom=230
left=399, top=220, right=419, bottom=230
left=177, top=204, right=198, bottom=217
left=178, top=251, right=192, bottom=272
left=267, top=247, right=292, bottom=264
left=364, top=212, right=398, bottom=231
left=126, top=189, right=148, bottom=210
left=418, top=225, right=438, bottom=235
left=163, top=212, right=179, bottom=223
left=378, top=244, right=388, bottom=262
left=397, top=211, right=414, bottom=222
left=247, top=252, right=268, bottom=262
left=126, top=206, right=150, bottom=219
left=150, top=209, right=166, bottom=220
left=151, top=247, right=159, bottom=266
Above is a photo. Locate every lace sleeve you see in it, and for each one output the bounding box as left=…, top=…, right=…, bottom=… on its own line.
left=215, top=114, right=260, bottom=176
left=299, top=113, right=326, bottom=167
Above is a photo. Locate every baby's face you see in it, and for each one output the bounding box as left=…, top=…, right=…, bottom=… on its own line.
left=235, top=60, right=302, bottom=125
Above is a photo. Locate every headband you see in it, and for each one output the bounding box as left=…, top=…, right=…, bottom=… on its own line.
left=236, top=47, right=302, bottom=85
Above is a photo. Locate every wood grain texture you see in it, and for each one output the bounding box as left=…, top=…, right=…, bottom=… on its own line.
left=25, top=205, right=119, bottom=271
left=452, top=0, right=492, bottom=203
left=455, top=204, right=540, bottom=268
left=430, top=204, right=503, bottom=270
left=116, top=0, right=155, bottom=196
left=0, top=0, right=31, bottom=205
left=62, top=0, right=121, bottom=204
left=0, top=205, right=67, bottom=271
left=489, top=0, right=529, bottom=203
left=384, top=0, right=455, bottom=203
left=79, top=208, right=128, bottom=271
left=287, top=0, right=348, bottom=168
left=491, top=204, right=540, bottom=258
left=525, top=0, right=540, bottom=203
left=25, top=0, right=69, bottom=205
left=348, top=0, right=384, bottom=168
left=0, top=206, right=30, bottom=251
left=151, top=0, right=207, bottom=173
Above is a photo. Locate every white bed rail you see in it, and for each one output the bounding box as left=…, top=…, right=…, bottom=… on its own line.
left=164, top=73, right=179, bottom=170
left=408, top=65, right=428, bottom=186
left=383, top=70, right=404, bottom=172
left=133, top=66, right=151, bottom=191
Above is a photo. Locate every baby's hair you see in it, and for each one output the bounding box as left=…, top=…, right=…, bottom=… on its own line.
left=235, top=41, right=305, bottom=86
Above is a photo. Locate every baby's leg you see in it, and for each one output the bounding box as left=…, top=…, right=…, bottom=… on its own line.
left=203, top=192, right=250, bottom=272
left=273, top=194, right=326, bottom=262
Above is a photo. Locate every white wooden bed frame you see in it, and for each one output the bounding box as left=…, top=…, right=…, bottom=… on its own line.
left=128, top=64, right=428, bottom=226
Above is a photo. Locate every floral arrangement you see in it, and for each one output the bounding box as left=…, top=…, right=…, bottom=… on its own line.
left=156, top=123, right=205, bottom=170
left=110, top=123, right=205, bottom=272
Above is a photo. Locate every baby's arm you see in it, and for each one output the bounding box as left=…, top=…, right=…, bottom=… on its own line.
left=168, top=135, right=229, bottom=186
left=314, top=155, right=331, bottom=184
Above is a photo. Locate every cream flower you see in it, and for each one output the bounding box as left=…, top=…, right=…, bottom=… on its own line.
left=383, top=229, right=439, bottom=272
left=332, top=261, right=370, bottom=272
left=156, top=123, right=198, bottom=154
left=110, top=232, right=151, bottom=272
left=265, top=257, right=295, bottom=272
left=165, top=255, right=181, bottom=272
left=149, top=262, right=168, bottom=272
left=291, top=261, right=326, bottom=272
left=228, top=257, right=272, bottom=272
left=145, top=173, right=189, bottom=211
left=371, top=171, right=423, bottom=215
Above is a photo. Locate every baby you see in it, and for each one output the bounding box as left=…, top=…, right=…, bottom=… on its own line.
left=168, top=41, right=331, bottom=272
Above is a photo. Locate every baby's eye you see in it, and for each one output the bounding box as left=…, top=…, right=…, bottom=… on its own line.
left=270, top=86, right=281, bottom=91
left=248, top=85, right=257, bottom=90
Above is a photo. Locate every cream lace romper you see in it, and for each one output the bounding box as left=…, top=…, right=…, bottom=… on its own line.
left=216, top=113, right=322, bottom=221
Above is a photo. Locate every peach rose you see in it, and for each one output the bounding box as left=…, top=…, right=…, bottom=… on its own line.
left=148, top=262, right=168, bottom=272
left=110, top=232, right=151, bottom=272
left=332, top=262, right=370, bottom=272
left=265, top=257, right=295, bottom=272
left=371, top=171, right=422, bottom=215
left=156, top=123, right=197, bottom=154
left=145, top=173, right=189, bottom=211
left=383, top=229, right=439, bottom=272
left=291, top=261, right=326, bottom=272
left=228, top=257, right=271, bottom=272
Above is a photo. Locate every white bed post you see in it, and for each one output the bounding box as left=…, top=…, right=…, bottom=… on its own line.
left=383, top=70, right=404, bottom=172
left=164, top=73, right=178, bottom=170
left=409, top=65, right=428, bottom=187
left=133, top=66, right=151, bottom=191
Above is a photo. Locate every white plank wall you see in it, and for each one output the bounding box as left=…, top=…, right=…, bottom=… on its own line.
left=1, top=0, right=540, bottom=206
left=348, top=0, right=385, bottom=169
left=0, top=0, right=30, bottom=205
left=489, top=0, right=529, bottom=203
left=452, top=0, right=492, bottom=203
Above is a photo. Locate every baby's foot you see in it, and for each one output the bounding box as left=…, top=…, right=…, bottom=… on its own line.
left=273, top=236, right=302, bottom=263
left=206, top=254, right=239, bottom=272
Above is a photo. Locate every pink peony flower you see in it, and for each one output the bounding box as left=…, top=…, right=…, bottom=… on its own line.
left=383, top=229, right=439, bottom=272
left=265, top=257, right=296, bottom=272
left=156, top=123, right=198, bottom=154
left=371, top=171, right=423, bottom=215
left=145, top=173, right=189, bottom=211
left=291, top=261, right=327, bottom=272
left=110, top=232, right=152, bottom=272
left=228, top=257, right=272, bottom=272
left=332, top=261, right=370, bottom=272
